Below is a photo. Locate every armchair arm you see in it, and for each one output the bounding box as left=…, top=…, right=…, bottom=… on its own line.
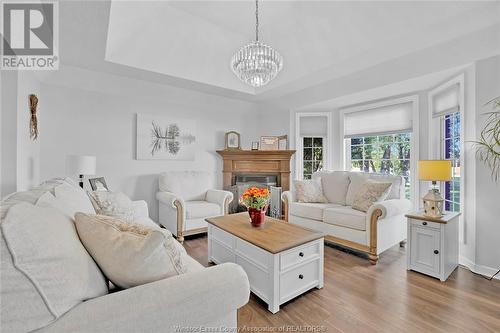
left=205, top=189, right=233, bottom=214
left=39, top=263, right=250, bottom=333
left=131, top=200, right=149, bottom=219
left=156, top=191, right=186, bottom=242
left=281, top=191, right=295, bottom=222
left=367, top=199, right=412, bottom=220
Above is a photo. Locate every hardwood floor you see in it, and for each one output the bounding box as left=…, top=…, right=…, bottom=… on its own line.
left=183, top=235, right=500, bottom=333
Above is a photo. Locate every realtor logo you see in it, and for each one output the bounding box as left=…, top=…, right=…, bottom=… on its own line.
left=1, top=1, right=58, bottom=70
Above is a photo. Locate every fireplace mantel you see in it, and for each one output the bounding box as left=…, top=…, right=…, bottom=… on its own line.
left=216, top=150, right=296, bottom=191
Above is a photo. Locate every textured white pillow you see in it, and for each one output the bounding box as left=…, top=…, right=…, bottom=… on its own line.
left=90, top=191, right=134, bottom=222
left=294, top=179, right=328, bottom=203
left=53, top=182, right=96, bottom=216
left=351, top=180, right=392, bottom=212
left=74, top=213, right=187, bottom=288
left=1, top=203, right=108, bottom=318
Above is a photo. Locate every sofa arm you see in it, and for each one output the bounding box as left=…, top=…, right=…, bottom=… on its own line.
left=157, top=191, right=186, bottom=242
left=156, top=191, right=184, bottom=209
left=39, top=263, right=250, bottom=333
left=368, top=199, right=412, bottom=220
left=206, top=189, right=233, bottom=214
left=131, top=200, right=149, bottom=219
left=281, top=191, right=295, bottom=222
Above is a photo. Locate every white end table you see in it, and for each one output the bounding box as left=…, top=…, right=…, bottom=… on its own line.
left=405, top=211, right=460, bottom=281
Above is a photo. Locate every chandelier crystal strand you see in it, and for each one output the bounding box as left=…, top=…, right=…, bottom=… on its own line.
left=231, top=0, right=283, bottom=88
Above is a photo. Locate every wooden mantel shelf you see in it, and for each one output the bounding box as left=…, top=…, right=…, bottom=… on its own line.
left=216, top=150, right=296, bottom=191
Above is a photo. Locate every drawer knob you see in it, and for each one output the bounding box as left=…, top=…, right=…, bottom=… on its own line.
left=422, top=222, right=428, bottom=226
left=298, top=274, right=304, bottom=279
left=434, top=250, right=439, bottom=254
left=299, top=252, right=304, bottom=257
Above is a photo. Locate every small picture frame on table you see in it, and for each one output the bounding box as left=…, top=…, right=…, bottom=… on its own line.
left=225, top=131, right=241, bottom=150
left=260, top=136, right=279, bottom=150
left=89, top=177, right=109, bottom=191
left=251, top=141, right=259, bottom=150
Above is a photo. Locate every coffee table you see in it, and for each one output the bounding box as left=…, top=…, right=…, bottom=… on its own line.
left=206, top=212, right=324, bottom=313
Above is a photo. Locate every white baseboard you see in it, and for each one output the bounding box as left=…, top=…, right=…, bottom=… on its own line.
left=459, top=256, right=500, bottom=280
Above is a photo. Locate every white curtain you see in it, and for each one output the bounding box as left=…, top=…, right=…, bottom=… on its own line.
left=299, top=116, right=328, bottom=137
left=343, top=102, right=413, bottom=138
left=431, top=83, right=460, bottom=118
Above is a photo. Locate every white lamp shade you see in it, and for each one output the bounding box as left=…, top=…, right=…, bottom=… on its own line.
left=66, top=155, right=96, bottom=176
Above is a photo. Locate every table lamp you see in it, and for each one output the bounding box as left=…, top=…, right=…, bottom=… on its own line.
left=66, top=155, right=96, bottom=188
left=418, top=160, right=452, bottom=218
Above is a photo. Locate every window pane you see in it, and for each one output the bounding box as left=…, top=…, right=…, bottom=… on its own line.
left=303, top=137, right=312, bottom=147
left=313, top=161, right=322, bottom=172
left=313, top=138, right=323, bottom=147
left=303, top=174, right=312, bottom=180
left=303, top=162, right=312, bottom=174
left=348, top=132, right=412, bottom=199
left=351, top=137, right=363, bottom=145
left=313, top=147, right=323, bottom=161
left=303, top=148, right=312, bottom=160
left=351, top=146, right=363, bottom=160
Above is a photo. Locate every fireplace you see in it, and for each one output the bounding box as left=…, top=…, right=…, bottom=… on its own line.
left=216, top=150, right=295, bottom=218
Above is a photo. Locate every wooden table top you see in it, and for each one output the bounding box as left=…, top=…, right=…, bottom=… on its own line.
left=206, top=212, right=324, bottom=254
left=405, top=211, right=461, bottom=224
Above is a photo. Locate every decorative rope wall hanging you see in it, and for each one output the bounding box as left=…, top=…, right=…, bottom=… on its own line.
left=29, top=94, right=39, bottom=140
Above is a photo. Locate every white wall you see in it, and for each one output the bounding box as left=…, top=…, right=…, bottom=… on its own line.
left=474, top=55, right=500, bottom=272
left=0, top=71, right=41, bottom=197
left=38, top=66, right=259, bottom=221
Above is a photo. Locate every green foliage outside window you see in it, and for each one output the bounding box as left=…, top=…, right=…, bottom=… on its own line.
left=350, top=133, right=411, bottom=198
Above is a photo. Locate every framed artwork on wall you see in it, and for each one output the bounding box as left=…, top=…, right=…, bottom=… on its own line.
left=136, top=114, right=197, bottom=160
left=225, top=131, right=241, bottom=150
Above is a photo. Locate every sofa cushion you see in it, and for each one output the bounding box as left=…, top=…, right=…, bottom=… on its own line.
left=346, top=172, right=403, bottom=205
left=75, top=213, right=188, bottom=289
left=289, top=202, right=340, bottom=221
left=185, top=201, right=221, bottom=219
left=293, top=179, right=328, bottom=203
left=352, top=180, right=392, bottom=212
left=159, top=171, right=211, bottom=201
left=54, top=182, right=96, bottom=216
left=1, top=203, right=108, bottom=319
left=90, top=191, right=135, bottom=222
left=323, top=206, right=367, bottom=231
left=314, top=171, right=350, bottom=205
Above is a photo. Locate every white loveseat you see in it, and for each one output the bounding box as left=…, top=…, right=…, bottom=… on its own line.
left=282, top=171, right=412, bottom=264
left=157, top=171, right=233, bottom=243
left=0, top=178, right=249, bottom=333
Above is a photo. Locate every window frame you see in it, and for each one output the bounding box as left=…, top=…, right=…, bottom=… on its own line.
left=295, top=112, right=332, bottom=180
left=341, top=95, right=420, bottom=207
left=428, top=74, right=465, bottom=228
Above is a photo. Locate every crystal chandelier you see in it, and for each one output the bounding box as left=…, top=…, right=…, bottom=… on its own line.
left=231, top=0, right=283, bottom=88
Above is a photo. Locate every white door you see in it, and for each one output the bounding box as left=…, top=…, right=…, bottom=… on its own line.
left=410, top=226, right=441, bottom=277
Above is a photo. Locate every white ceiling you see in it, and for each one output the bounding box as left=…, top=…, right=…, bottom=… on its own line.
left=104, top=0, right=500, bottom=95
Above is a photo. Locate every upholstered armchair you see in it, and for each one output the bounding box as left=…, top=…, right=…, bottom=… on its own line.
left=156, top=171, right=233, bottom=243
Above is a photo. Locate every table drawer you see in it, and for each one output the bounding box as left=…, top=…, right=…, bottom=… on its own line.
left=409, top=219, right=441, bottom=230
left=210, top=239, right=235, bottom=264
left=280, top=242, right=320, bottom=271
left=280, top=259, right=319, bottom=303
left=210, top=226, right=235, bottom=248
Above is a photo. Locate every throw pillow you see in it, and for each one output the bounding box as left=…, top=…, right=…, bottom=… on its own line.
left=1, top=203, right=108, bottom=318
left=74, top=213, right=187, bottom=288
left=90, top=191, right=134, bottom=222
left=294, top=179, right=328, bottom=203
left=351, top=180, right=392, bottom=212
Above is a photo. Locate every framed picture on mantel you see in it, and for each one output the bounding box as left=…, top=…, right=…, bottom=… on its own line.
left=260, top=136, right=279, bottom=150
left=225, top=131, right=241, bottom=150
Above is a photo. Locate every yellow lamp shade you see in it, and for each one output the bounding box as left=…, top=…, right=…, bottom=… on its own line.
left=418, top=160, right=452, bottom=181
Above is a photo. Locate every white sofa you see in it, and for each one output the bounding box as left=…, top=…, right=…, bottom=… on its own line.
left=282, top=171, right=412, bottom=264
left=157, top=171, right=233, bottom=243
left=0, top=178, right=249, bottom=333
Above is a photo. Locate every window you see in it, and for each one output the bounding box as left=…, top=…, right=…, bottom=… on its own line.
left=442, top=112, right=461, bottom=212
left=350, top=133, right=411, bottom=198
left=302, top=137, right=324, bottom=179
